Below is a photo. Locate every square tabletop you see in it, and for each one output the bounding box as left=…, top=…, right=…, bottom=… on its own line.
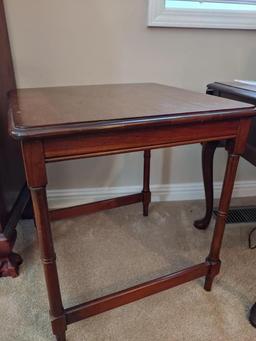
left=8, top=83, right=255, bottom=139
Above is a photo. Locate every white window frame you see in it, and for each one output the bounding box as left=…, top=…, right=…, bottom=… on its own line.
left=148, top=0, right=256, bottom=29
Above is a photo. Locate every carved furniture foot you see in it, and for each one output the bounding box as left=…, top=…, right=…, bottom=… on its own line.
left=0, top=185, right=30, bottom=278
left=0, top=231, right=23, bottom=277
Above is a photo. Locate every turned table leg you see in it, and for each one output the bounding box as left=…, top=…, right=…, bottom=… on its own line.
left=204, top=148, right=240, bottom=291
left=142, top=150, right=151, bottom=216
left=203, top=117, right=251, bottom=291
left=194, top=141, right=219, bottom=230
left=23, top=142, right=67, bottom=341
left=30, top=188, right=67, bottom=340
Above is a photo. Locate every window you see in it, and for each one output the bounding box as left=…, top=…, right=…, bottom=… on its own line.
left=148, top=0, right=256, bottom=29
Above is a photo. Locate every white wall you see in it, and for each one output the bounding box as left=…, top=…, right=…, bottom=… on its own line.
left=4, top=0, right=256, bottom=195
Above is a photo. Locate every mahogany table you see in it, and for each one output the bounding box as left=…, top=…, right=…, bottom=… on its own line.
left=8, top=83, right=256, bottom=341
left=194, top=81, right=256, bottom=230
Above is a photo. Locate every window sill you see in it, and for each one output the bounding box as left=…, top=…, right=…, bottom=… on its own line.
left=148, top=0, right=256, bottom=29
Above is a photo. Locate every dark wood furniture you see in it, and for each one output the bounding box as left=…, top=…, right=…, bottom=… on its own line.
left=8, top=83, right=255, bottom=340
left=0, top=0, right=30, bottom=277
left=194, top=81, right=256, bottom=230
left=193, top=81, right=256, bottom=328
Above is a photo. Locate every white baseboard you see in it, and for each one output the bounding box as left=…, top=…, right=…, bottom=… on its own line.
left=47, top=181, right=256, bottom=209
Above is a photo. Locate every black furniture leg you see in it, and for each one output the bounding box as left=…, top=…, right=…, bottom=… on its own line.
left=22, top=195, right=34, bottom=220
left=249, top=303, right=256, bottom=327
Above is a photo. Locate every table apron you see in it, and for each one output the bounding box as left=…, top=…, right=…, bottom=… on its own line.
left=43, top=120, right=239, bottom=161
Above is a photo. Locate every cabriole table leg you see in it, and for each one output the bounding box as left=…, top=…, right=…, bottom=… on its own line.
left=194, top=141, right=219, bottom=230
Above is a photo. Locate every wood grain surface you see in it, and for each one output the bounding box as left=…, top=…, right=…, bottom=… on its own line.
left=9, top=83, right=255, bottom=139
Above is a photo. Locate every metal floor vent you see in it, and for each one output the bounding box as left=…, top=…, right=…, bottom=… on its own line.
left=213, top=206, right=256, bottom=224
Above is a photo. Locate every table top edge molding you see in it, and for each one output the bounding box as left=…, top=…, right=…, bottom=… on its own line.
left=9, top=107, right=256, bottom=140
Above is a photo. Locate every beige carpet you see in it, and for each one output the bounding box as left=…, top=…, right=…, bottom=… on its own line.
left=1, top=198, right=256, bottom=341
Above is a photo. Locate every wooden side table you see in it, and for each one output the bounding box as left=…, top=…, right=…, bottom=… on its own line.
left=9, top=83, right=255, bottom=340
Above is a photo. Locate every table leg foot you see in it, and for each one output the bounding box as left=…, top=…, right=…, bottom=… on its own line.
left=204, top=259, right=221, bottom=292
left=142, top=191, right=151, bottom=217
left=204, top=275, right=214, bottom=292
left=0, top=231, right=23, bottom=278
left=194, top=217, right=211, bottom=230
left=143, top=206, right=148, bottom=217
left=55, top=332, right=66, bottom=341
left=0, top=252, right=23, bottom=278
left=249, top=303, right=256, bottom=328
left=0, top=185, right=30, bottom=278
